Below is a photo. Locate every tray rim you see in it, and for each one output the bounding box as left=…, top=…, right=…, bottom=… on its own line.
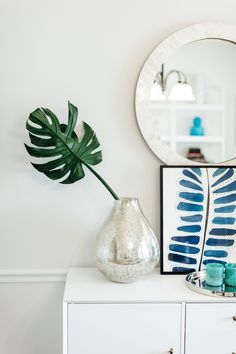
left=185, top=270, right=236, bottom=298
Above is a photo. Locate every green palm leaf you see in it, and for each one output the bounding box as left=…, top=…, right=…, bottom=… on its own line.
left=25, top=101, right=118, bottom=199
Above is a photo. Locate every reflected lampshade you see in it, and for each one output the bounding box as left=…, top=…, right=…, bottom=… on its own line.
left=168, top=82, right=195, bottom=101
left=150, top=82, right=166, bottom=101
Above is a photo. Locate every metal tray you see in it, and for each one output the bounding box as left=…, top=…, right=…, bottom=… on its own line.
left=185, top=271, right=236, bottom=297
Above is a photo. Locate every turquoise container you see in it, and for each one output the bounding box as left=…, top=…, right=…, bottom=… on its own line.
left=225, top=285, right=236, bottom=292
left=225, top=263, right=236, bottom=286
left=205, top=283, right=223, bottom=292
left=205, top=263, right=224, bottom=286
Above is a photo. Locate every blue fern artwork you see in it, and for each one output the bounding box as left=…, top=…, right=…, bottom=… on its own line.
left=161, top=166, right=236, bottom=274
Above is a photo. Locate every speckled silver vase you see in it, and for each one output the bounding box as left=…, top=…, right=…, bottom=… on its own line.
left=95, top=198, right=159, bottom=283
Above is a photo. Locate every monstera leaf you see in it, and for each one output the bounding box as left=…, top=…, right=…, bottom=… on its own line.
left=25, top=101, right=118, bottom=199
left=168, top=167, right=236, bottom=273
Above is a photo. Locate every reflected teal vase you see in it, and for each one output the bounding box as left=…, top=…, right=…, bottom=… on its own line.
left=190, top=117, right=204, bottom=136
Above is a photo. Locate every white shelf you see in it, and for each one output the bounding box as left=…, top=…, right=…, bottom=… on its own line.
left=161, top=135, right=223, bottom=143
left=151, top=102, right=223, bottom=111
left=64, top=268, right=235, bottom=303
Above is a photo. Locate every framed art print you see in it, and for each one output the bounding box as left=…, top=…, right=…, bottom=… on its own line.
left=160, top=166, right=236, bottom=274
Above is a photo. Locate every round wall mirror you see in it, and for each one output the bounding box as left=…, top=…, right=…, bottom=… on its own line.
left=135, top=23, right=236, bottom=165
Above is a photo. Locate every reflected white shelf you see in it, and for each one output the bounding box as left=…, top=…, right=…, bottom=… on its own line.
left=151, top=102, right=223, bottom=111
left=151, top=89, right=226, bottom=161
left=161, top=135, right=223, bottom=143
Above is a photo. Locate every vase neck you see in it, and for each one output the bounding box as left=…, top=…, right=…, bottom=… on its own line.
left=114, top=198, right=140, bottom=212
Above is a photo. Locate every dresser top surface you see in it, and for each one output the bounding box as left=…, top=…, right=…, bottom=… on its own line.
left=64, top=267, right=236, bottom=303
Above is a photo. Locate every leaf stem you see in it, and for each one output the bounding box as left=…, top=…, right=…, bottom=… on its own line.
left=83, top=161, right=119, bottom=200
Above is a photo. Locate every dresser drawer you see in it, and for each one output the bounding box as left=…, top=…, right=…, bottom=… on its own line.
left=67, top=303, right=181, bottom=354
left=186, top=303, right=236, bottom=354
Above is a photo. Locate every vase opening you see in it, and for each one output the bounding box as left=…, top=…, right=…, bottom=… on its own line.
left=117, top=197, right=138, bottom=202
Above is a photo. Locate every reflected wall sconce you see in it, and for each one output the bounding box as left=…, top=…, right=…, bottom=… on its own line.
left=150, top=64, right=195, bottom=101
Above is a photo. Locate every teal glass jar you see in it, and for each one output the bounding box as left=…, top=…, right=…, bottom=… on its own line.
left=225, top=285, right=236, bottom=292
left=205, top=263, right=224, bottom=287
left=225, top=263, right=236, bottom=286
left=205, top=283, right=223, bottom=292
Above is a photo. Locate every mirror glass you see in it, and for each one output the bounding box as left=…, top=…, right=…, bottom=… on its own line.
left=149, top=39, right=236, bottom=163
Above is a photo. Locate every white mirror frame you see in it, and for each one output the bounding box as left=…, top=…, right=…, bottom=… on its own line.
left=135, top=23, right=236, bottom=165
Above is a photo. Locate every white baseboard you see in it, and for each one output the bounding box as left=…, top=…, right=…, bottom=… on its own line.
left=0, top=269, right=67, bottom=283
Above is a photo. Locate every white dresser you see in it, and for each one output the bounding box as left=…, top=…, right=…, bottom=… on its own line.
left=63, top=268, right=236, bottom=354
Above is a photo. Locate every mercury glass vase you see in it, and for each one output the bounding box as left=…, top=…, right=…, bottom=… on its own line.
left=95, top=198, right=159, bottom=283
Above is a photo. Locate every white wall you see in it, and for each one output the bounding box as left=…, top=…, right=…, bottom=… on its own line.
left=1, top=0, right=236, bottom=353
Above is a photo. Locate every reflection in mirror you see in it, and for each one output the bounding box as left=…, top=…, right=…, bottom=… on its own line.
left=150, top=64, right=195, bottom=101
left=149, top=39, right=236, bottom=163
